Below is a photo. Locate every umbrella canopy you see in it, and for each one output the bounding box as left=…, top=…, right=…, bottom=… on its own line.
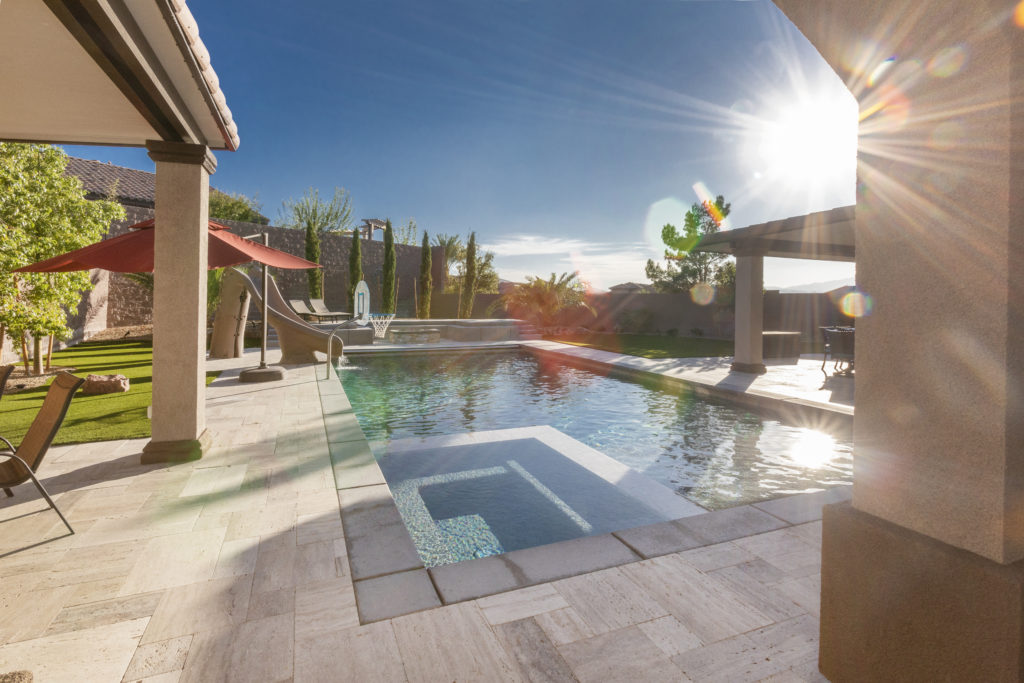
left=14, top=219, right=320, bottom=273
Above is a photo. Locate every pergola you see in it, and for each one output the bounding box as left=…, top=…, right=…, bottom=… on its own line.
left=694, top=205, right=855, bottom=373
left=0, top=0, right=237, bottom=461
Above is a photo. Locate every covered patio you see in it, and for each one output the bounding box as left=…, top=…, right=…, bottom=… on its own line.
left=0, top=0, right=238, bottom=461
left=694, top=206, right=856, bottom=375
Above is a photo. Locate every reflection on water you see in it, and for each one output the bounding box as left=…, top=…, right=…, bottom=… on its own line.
left=341, top=351, right=852, bottom=510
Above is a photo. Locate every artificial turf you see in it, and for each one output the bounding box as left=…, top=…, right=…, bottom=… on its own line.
left=0, top=340, right=218, bottom=446
left=549, top=332, right=734, bottom=359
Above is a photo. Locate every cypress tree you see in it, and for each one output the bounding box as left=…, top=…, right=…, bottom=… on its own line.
left=382, top=219, right=396, bottom=314
left=305, top=223, right=322, bottom=298
left=459, top=232, right=477, bottom=318
left=348, top=226, right=362, bottom=312
left=418, top=231, right=432, bottom=319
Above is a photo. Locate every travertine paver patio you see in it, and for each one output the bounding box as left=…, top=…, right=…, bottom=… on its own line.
left=0, top=347, right=835, bottom=682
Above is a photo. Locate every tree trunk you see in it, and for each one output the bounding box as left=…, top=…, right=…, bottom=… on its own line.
left=32, top=335, right=42, bottom=375
left=20, top=332, right=30, bottom=374
left=46, top=335, right=54, bottom=371
left=0, top=324, right=6, bottom=365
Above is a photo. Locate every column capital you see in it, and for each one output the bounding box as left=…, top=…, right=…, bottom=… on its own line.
left=146, top=141, right=217, bottom=174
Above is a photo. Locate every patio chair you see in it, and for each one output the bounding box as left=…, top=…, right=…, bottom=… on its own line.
left=309, top=298, right=350, bottom=322
left=0, top=364, right=13, bottom=402
left=821, top=326, right=855, bottom=378
left=0, top=372, right=84, bottom=534
left=288, top=298, right=322, bottom=322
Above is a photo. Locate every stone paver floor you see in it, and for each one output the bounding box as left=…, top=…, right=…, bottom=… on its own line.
left=0, top=349, right=832, bottom=682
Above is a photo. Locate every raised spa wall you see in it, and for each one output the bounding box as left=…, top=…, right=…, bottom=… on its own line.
left=382, top=319, right=523, bottom=343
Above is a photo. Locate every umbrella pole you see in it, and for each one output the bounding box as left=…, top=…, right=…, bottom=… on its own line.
left=260, top=233, right=268, bottom=369
left=239, top=231, right=283, bottom=383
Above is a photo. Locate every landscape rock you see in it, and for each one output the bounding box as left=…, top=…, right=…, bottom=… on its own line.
left=81, top=374, right=130, bottom=395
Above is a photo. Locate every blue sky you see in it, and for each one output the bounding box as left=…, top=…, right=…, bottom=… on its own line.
left=65, top=0, right=857, bottom=290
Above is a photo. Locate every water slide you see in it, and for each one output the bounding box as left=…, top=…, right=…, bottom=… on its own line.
left=210, top=267, right=360, bottom=363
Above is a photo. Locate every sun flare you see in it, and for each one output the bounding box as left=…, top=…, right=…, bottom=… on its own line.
left=749, top=95, right=858, bottom=196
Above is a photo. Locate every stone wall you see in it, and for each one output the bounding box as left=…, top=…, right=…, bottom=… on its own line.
left=99, top=212, right=430, bottom=325
left=107, top=205, right=156, bottom=327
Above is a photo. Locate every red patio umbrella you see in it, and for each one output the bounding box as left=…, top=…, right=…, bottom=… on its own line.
left=15, top=219, right=320, bottom=381
left=14, top=219, right=319, bottom=273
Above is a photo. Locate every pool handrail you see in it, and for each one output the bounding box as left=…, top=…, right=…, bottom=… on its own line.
left=325, top=322, right=348, bottom=379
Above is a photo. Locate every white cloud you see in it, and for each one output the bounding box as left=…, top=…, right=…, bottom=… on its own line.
left=489, top=234, right=655, bottom=290
left=483, top=235, right=594, bottom=257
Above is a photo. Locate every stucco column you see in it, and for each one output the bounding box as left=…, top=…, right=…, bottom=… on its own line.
left=141, top=141, right=215, bottom=462
left=774, top=2, right=1024, bottom=680
left=731, top=251, right=765, bottom=374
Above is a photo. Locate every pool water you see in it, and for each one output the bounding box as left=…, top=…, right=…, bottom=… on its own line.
left=340, top=350, right=852, bottom=511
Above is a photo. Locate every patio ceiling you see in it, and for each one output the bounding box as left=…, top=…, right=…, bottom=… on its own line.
left=0, top=0, right=238, bottom=150
left=695, top=205, right=855, bottom=262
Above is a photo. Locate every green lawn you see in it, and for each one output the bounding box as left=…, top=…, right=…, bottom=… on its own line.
left=0, top=340, right=218, bottom=446
left=549, top=332, right=733, bottom=359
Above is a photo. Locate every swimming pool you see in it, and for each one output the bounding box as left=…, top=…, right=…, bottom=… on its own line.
left=342, top=350, right=851, bottom=503
left=339, top=350, right=851, bottom=565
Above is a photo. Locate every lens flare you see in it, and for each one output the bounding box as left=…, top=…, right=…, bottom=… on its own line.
left=867, top=57, right=896, bottom=87
left=1015, top=0, right=1024, bottom=28
left=839, top=290, right=873, bottom=318
left=927, top=46, right=967, bottom=78
left=690, top=282, right=715, bottom=306
left=692, top=182, right=727, bottom=228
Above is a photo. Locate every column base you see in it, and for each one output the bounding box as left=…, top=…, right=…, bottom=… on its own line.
left=239, top=366, right=285, bottom=383
left=141, top=428, right=212, bottom=463
left=820, top=502, right=1024, bottom=682
left=730, top=361, right=766, bottom=374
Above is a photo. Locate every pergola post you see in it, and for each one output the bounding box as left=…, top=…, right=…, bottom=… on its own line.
left=773, top=2, right=1024, bottom=680
left=141, top=141, right=216, bottom=463
left=730, top=250, right=766, bottom=374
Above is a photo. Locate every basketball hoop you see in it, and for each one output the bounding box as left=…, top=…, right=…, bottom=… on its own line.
left=369, top=313, right=395, bottom=339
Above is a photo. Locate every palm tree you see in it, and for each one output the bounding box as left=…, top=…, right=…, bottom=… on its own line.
left=492, top=272, right=594, bottom=330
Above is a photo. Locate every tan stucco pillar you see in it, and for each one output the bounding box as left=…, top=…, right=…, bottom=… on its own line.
left=774, top=2, right=1024, bottom=680
left=141, top=141, right=215, bottom=462
left=731, top=251, right=765, bottom=374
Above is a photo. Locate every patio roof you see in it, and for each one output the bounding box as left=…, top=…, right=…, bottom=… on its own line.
left=0, top=0, right=238, bottom=150
left=695, top=205, right=855, bottom=262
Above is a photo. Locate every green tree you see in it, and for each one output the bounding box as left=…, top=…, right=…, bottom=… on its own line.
left=209, top=189, right=267, bottom=224
left=0, top=144, right=125, bottom=373
left=396, top=218, right=418, bottom=246
left=645, top=195, right=731, bottom=293
left=449, top=249, right=499, bottom=294
left=491, top=272, right=594, bottom=329
left=417, top=231, right=432, bottom=319
left=304, top=222, right=321, bottom=297
left=381, top=219, right=396, bottom=314
left=432, top=233, right=464, bottom=292
left=280, top=187, right=353, bottom=298
left=348, top=226, right=362, bottom=312
left=458, top=232, right=478, bottom=318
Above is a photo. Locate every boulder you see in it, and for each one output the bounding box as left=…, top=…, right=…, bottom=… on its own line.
left=81, top=374, right=130, bottom=395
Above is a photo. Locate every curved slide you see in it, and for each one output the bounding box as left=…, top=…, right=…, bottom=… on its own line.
left=210, top=267, right=351, bottom=364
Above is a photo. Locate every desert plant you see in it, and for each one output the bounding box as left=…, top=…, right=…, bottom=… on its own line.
left=490, top=272, right=594, bottom=330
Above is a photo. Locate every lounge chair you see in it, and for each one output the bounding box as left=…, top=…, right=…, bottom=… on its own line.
left=0, top=372, right=84, bottom=534
left=309, top=298, right=350, bottom=322
left=288, top=298, right=322, bottom=322
left=0, top=364, right=13, bottom=402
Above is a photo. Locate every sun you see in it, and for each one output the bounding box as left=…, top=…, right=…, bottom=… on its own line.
left=747, top=94, right=858, bottom=197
